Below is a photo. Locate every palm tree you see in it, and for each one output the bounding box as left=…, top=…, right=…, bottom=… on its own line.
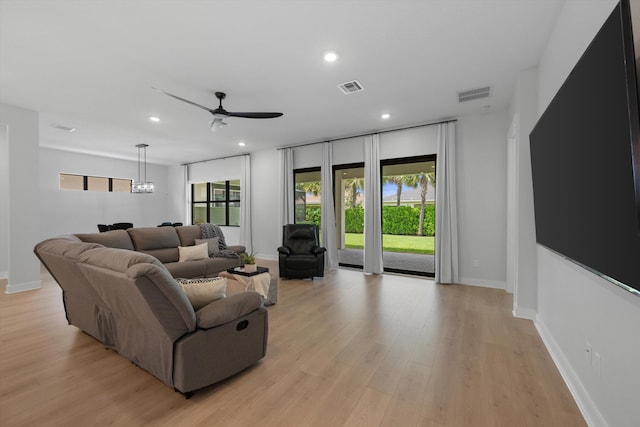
left=405, top=172, right=435, bottom=235
left=383, top=175, right=404, bottom=206
left=295, top=181, right=321, bottom=223
left=344, top=177, right=364, bottom=208
left=296, top=181, right=321, bottom=196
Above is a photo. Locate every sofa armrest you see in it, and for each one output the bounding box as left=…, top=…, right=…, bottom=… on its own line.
left=277, top=246, right=290, bottom=255
left=226, top=245, right=246, bottom=254
left=196, top=291, right=263, bottom=329
left=312, top=246, right=326, bottom=255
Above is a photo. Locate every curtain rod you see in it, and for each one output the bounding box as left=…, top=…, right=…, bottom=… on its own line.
left=276, top=117, right=457, bottom=151
left=181, top=152, right=249, bottom=167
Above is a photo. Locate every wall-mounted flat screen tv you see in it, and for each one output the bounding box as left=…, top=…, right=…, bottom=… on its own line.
left=529, top=0, right=640, bottom=295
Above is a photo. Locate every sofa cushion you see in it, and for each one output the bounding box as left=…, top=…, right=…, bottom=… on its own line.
left=164, top=261, right=207, bottom=279
left=178, top=243, right=208, bottom=262
left=175, top=225, right=202, bottom=247
left=75, top=229, right=135, bottom=251
left=128, top=227, right=181, bottom=263
left=176, top=277, right=227, bottom=310
left=128, top=227, right=180, bottom=251
left=203, top=256, right=243, bottom=278
left=194, top=237, right=220, bottom=256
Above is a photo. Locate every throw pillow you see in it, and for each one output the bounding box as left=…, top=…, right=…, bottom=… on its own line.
left=176, top=277, right=227, bottom=310
left=178, top=243, right=208, bottom=262
left=194, top=237, right=220, bottom=257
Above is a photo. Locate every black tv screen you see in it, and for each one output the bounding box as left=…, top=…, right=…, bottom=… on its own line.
left=530, top=0, right=640, bottom=295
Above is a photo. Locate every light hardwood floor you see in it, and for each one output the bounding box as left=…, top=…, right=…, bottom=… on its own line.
left=0, top=262, right=585, bottom=427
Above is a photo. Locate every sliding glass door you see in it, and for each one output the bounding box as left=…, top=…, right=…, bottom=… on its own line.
left=381, top=155, right=436, bottom=276
left=333, top=164, right=365, bottom=268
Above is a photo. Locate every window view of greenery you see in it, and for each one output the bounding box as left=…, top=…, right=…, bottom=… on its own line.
left=192, top=179, right=240, bottom=226
left=378, top=160, right=436, bottom=254
left=294, top=168, right=321, bottom=225
left=339, top=173, right=435, bottom=255
left=296, top=160, right=436, bottom=255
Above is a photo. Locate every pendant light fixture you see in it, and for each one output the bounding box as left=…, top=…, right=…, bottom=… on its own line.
left=132, top=143, right=154, bottom=193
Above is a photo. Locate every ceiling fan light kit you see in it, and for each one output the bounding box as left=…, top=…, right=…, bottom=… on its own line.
left=153, top=87, right=283, bottom=131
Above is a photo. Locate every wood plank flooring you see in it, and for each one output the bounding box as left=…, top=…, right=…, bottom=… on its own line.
left=0, top=262, right=585, bottom=426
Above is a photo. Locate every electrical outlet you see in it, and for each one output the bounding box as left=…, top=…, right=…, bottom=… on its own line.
left=586, top=342, right=592, bottom=364
left=593, top=352, right=601, bottom=376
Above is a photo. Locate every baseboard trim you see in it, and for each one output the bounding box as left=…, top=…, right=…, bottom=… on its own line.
left=512, top=306, right=536, bottom=320
left=458, top=276, right=506, bottom=290
left=534, top=317, right=608, bottom=427
left=5, top=280, right=41, bottom=294
left=0, top=271, right=7, bottom=279
left=256, top=253, right=277, bottom=262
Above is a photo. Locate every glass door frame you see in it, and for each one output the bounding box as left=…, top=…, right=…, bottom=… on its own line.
left=380, top=154, right=437, bottom=277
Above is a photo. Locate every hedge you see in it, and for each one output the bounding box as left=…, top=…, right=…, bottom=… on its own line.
left=344, top=205, right=434, bottom=236
left=302, top=205, right=434, bottom=236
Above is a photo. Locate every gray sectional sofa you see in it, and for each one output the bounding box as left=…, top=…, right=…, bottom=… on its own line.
left=34, top=234, right=268, bottom=396
left=75, top=225, right=244, bottom=278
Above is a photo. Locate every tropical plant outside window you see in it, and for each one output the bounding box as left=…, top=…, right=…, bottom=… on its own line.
left=294, top=158, right=436, bottom=267
left=294, top=168, right=321, bottom=225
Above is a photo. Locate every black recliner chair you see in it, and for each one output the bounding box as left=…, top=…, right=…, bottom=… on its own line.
left=277, top=224, right=326, bottom=279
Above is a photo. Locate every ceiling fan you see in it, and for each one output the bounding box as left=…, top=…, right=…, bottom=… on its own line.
left=153, top=88, right=283, bottom=131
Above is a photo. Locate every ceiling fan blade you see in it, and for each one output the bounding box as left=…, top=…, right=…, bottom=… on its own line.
left=152, top=87, right=214, bottom=113
left=227, top=111, right=283, bottom=119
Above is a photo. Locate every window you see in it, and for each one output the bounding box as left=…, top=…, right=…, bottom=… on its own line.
left=191, top=179, right=241, bottom=226
left=294, top=168, right=321, bottom=225
left=87, top=176, right=109, bottom=192
left=59, top=173, right=132, bottom=192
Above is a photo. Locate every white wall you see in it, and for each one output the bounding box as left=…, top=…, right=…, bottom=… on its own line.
left=251, top=149, right=281, bottom=259
left=39, top=147, right=171, bottom=237
left=167, top=164, right=187, bottom=224
left=534, top=1, right=640, bottom=426
left=507, top=67, right=539, bottom=319
left=0, top=124, right=8, bottom=278
left=456, top=111, right=509, bottom=289
left=379, top=125, right=438, bottom=159
left=1, top=103, right=41, bottom=293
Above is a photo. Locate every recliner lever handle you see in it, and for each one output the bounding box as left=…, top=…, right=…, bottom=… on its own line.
left=236, top=320, right=249, bottom=331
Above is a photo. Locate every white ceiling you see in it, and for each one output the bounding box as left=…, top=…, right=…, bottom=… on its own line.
left=0, top=0, right=564, bottom=165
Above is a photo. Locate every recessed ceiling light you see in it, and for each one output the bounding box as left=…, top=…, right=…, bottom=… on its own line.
left=149, top=116, right=160, bottom=122
left=381, top=113, right=391, bottom=120
left=324, top=51, right=338, bottom=62
left=238, top=141, right=246, bottom=147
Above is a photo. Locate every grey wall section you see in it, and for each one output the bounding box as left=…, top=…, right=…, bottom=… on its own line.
left=456, top=111, right=508, bottom=289
left=534, top=1, right=640, bottom=426
left=0, top=125, right=8, bottom=278
left=167, top=164, right=186, bottom=225
left=251, top=149, right=281, bottom=260
left=507, top=67, right=539, bottom=319
left=1, top=103, right=41, bottom=293
left=39, top=147, right=170, bottom=238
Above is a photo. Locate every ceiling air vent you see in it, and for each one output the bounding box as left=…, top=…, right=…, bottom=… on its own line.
left=457, top=86, right=492, bottom=103
left=337, top=80, right=364, bottom=95
left=51, top=123, right=76, bottom=132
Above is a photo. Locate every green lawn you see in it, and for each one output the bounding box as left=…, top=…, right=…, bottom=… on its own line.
left=344, top=233, right=434, bottom=255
